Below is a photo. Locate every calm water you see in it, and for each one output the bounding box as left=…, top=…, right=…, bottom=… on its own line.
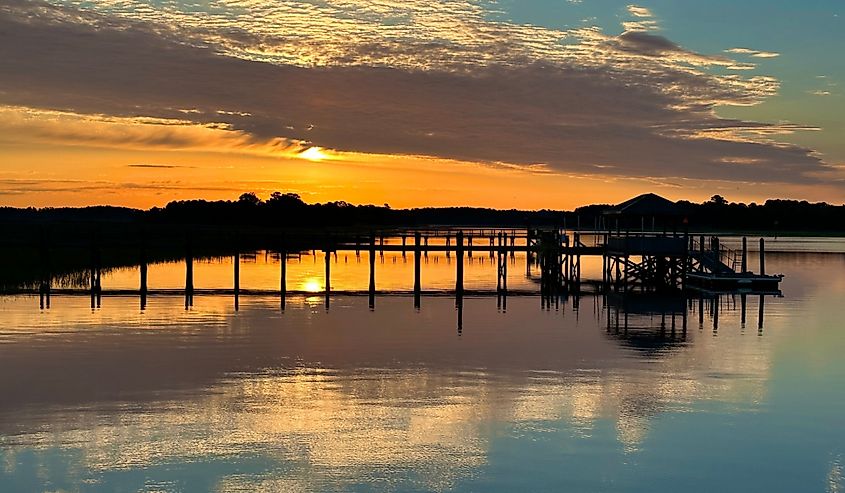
left=1, top=238, right=844, bottom=492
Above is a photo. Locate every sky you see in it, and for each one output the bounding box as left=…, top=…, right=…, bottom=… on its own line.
left=0, top=0, right=843, bottom=209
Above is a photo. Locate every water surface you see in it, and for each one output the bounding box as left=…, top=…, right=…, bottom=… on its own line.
left=0, top=246, right=843, bottom=492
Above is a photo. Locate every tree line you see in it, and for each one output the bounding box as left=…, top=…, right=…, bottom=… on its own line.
left=1, top=193, right=843, bottom=232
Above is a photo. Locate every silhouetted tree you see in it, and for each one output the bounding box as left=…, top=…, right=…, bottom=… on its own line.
left=267, top=192, right=305, bottom=208
left=238, top=192, right=261, bottom=206
left=709, top=195, right=728, bottom=205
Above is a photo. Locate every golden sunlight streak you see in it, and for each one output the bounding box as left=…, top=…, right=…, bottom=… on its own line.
left=299, top=146, right=329, bottom=161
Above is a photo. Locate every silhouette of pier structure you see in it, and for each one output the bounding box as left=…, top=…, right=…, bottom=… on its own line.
left=22, top=225, right=781, bottom=310
left=12, top=194, right=783, bottom=313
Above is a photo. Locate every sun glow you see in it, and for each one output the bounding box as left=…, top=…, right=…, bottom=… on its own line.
left=301, top=278, right=323, bottom=292
left=299, top=146, right=329, bottom=161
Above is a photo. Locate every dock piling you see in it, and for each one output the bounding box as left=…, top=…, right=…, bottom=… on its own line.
left=369, top=234, right=376, bottom=309
left=414, top=232, right=421, bottom=309
left=456, top=231, right=464, bottom=305
left=234, top=252, right=240, bottom=311
left=281, top=250, right=287, bottom=311
left=324, top=249, right=331, bottom=310
left=185, top=238, right=193, bottom=308
left=140, top=246, right=147, bottom=310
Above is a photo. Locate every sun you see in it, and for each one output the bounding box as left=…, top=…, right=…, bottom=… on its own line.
left=301, top=278, right=323, bottom=292
left=299, top=146, right=328, bottom=162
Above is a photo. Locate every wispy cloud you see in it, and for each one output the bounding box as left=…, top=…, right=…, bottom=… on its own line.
left=127, top=164, right=194, bottom=169
left=623, top=4, right=658, bottom=31
left=627, top=5, right=654, bottom=18
left=726, top=47, right=780, bottom=58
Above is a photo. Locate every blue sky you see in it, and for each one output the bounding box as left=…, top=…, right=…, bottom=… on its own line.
left=494, top=0, right=845, bottom=162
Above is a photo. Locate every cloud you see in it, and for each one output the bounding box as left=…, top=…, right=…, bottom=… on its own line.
left=623, top=4, right=657, bottom=31
left=127, top=164, right=194, bottom=169
left=0, top=0, right=838, bottom=188
left=0, top=106, right=314, bottom=158
left=726, top=47, right=780, bottom=58
left=0, top=178, right=246, bottom=195
left=627, top=5, right=654, bottom=18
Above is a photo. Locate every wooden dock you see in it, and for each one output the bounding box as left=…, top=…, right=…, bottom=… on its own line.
left=12, top=226, right=783, bottom=312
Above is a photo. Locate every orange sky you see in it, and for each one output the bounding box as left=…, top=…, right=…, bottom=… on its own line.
left=0, top=108, right=840, bottom=210
left=2, top=1, right=844, bottom=210
left=2, top=132, right=842, bottom=210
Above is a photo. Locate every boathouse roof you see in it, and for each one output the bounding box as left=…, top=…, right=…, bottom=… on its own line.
left=604, top=193, right=680, bottom=216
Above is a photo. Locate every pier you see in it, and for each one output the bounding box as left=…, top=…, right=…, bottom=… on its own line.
left=6, top=195, right=784, bottom=311
left=15, top=226, right=781, bottom=308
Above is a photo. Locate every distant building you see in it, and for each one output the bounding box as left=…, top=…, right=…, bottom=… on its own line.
left=603, top=193, right=683, bottom=231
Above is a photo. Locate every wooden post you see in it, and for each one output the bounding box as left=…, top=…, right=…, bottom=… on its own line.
left=39, top=233, right=51, bottom=309
left=496, top=248, right=502, bottom=293
left=89, top=242, right=102, bottom=309
left=140, top=245, right=148, bottom=310
left=280, top=250, right=287, bottom=311
left=742, top=237, right=748, bottom=273
left=414, top=232, right=421, bottom=309
left=324, top=249, right=331, bottom=309
left=614, top=256, right=621, bottom=292
left=758, top=294, right=765, bottom=333
left=740, top=293, right=747, bottom=328
left=574, top=232, right=581, bottom=288
left=602, top=253, right=607, bottom=288
left=502, top=245, right=508, bottom=294
left=185, top=239, right=193, bottom=308
left=759, top=238, right=766, bottom=275
left=233, top=253, right=240, bottom=311
left=369, top=234, right=376, bottom=309
left=456, top=231, right=464, bottom=304
left=681, top=231, right=689, bottom=290
left=623, top=255, right=629, bottom=292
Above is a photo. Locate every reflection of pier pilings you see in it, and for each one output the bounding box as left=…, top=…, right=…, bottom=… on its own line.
left=90, top=241, right=101, bottom=309
left=606, top=292, right=770, bottom=344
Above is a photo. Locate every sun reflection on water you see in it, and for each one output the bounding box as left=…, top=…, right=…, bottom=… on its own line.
left=300, top=278, right=323, bottom=292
